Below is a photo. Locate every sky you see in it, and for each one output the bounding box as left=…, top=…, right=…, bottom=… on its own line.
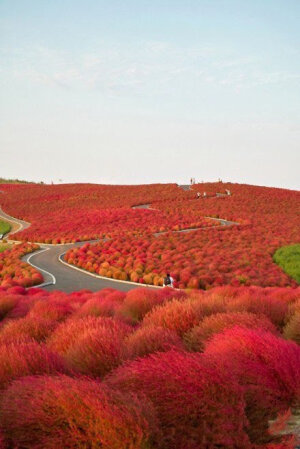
left=0, top=0, right=299, bottom=189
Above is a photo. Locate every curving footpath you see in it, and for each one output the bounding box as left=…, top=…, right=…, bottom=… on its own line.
left=0, top=208, right=158, bottom=292
left=0, top=198, right=238, bottom=292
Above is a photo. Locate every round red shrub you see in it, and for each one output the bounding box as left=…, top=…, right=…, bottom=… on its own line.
left=184, top=312, right=277, bottom=352
left=0, top=342, right=66, bottom=389
left=47, top=316, right=132, bottom=377
left=6, top=286, right=26, bottom=295
left=0, top=294, right=19, bottom=320
left=123, top=326, right=185, bottom=360
left=28, top=298, right=74, bottom=322
left=66, top=323, right=132, bottom=377
left=118, top=288, right=165, bottom=323
left=0, top=375, right=158, bottom=449
left=142, top=298, right=207, bottom=336
left=105, top=350, right=251, bottom=449
left=76, top=296, right=120, bottom=318
left=5, top=296, right=36, bottom=319
left=226, top=292, right=289, bottom=328
left=0, top=316, right=59, bottom=344
left=47, top=316, right=131, bottom=355
left=204, top=327, right=300, bottom=443
left=105, top=290, right=126, bottom=303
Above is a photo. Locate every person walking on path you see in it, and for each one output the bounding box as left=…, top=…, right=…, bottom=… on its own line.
left=163, top=273, right=174, bottom=288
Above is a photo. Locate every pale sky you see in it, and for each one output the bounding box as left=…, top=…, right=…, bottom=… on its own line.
left=1, top=0, right=299, bottom=189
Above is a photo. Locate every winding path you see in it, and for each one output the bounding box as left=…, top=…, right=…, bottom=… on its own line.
left=0, top=191, right=238, bottom=292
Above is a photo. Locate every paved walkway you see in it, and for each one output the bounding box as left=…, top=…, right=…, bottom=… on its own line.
left=0, top=190, right=237, bottom=292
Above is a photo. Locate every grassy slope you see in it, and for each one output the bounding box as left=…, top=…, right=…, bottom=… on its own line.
left=0, top=221, right=11, bottom=235
left=273, top=244, right=300, bottom=284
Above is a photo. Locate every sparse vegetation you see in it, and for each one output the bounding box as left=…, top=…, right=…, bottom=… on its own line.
left=0, top=244, right=11, bottom=254
left=0, top=177, right=36, bottom=184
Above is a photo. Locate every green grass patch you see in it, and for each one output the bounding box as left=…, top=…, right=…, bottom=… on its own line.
left=0, top=221, right=11, bottom=235
left=273, top=244, right=300, bottom=284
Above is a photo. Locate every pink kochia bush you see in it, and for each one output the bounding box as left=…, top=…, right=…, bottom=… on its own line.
left=204, top=327, right=300, bottom=443
left=47, top=316, right=132, bottom=377
left=0, top=375, right=158, bottom=449
left=105, top=350, right=251, bottom=449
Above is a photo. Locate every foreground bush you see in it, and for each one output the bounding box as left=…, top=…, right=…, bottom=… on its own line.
left=0, top=316, right=58, bottom=344
left=204, top=327, right=300, bottom=443
left=0, top=375, right=158, bottom=449
left=142, top=298, right=205, bottom=336
left=123, top=326, right=184, bottom=360
left=0, top=294, right=19, bottom=320
left=117, top=288, right=166, bottom=323
left=105, top=350, right=251, bottom=449
left=226, top=291, right=289, bottom=328
left=47, top=316, right=132, bottom=377
left=0, top=342, right=66, bottom=389
left=184, top=312, right=277, bottom=352
left=28, top=298, right=74, bottom=322
left=0, top=285, right=298, bottom=447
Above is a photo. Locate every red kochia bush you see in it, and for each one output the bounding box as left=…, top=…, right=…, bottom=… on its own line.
left=0, top=294, right=19, bottom=320
left=0, top=342, right=66, bottom=389
left=184, top=312, right=277, bottom=352
left=0, top=316, right=58, bottom=344
left=105, top=350, right=251, bottom=449
left=123, top=326, right=185, bottom=360
left=28, top=298, right=74, bottom=321
left=0, top=375, right=158, bottom=449
left=47, top=316, right=132, bottom=377
left=204, top=328, right=300, bottom=443
left=46, top=316, right=118, bottom=354
left=141, top=293, right=227, bottom=337
left=76, top=295, right=121, bottom=318
left=117, top=288, right=165, bottom=323
left=141, top=298, right=204, bottom=337
left=226, top=292, right=289, bottom=328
